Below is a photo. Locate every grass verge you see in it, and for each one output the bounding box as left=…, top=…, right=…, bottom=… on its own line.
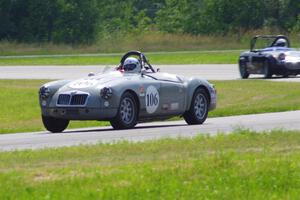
left=1, top=79, right=300, bottom=134
left=0, top=32, right=251, bottom=56
left=0, top=51, right=239, bottom=65
left=1, top=32, right=300, bottom=56
left=1, top=129, right=300, bottom=199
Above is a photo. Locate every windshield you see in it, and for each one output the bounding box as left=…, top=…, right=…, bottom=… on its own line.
left=253, top=38, right=274, bottom=50
left=251, top=36, right=290, bottom=51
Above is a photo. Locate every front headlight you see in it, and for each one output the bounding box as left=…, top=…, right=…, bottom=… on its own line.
left=278, top=53, right=286, bottom=61
left=100, top=87, right=113, bottom=99
left=39, top=86, right=51, bottom=99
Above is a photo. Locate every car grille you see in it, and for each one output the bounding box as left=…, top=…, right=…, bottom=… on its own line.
left=57, top=94, right=88, bottom=106
left=70, top=94, right=88, bottom=105
left=57, top=94, right=71, bottom=105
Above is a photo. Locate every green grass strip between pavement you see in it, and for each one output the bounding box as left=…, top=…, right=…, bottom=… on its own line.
left=0, top=52, right=239, bottom=65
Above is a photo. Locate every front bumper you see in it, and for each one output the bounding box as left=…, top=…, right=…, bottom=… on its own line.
left=274, top=60, right=300, bottom=73
left=41, top=107, right=118, bottom=120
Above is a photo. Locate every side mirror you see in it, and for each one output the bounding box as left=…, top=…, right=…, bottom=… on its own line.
left=88, top=72, right=95, bottom=77
left=141, top=69, right=147, bottom=76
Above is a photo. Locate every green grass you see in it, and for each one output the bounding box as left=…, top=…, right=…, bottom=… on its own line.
left=0, top=32, right=250, bottom=56
left=0, top=51, right=239, bottom=65
left=1, top=129, right=300, bottom=199
left=210, top=80, right=300, bottom=117
left=1, top=79, right=300, bottom=134
left=1, top=31, right=300, bottom=56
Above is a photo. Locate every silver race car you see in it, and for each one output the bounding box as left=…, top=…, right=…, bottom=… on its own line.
left=39, top=51, right=217, bottom=132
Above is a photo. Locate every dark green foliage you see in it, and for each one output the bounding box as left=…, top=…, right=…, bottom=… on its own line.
left=0, top=0, right=99, bottom=44
left=0, top=0, right=14, bottom=39
left=0, top=0, right=299, bottom=43
left=155, top=0, right=188, bottom=33
left=53, top=0, right=99, bottom=44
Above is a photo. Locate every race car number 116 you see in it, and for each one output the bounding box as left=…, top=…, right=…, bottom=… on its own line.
left=145, top=85, right=159, bottom=114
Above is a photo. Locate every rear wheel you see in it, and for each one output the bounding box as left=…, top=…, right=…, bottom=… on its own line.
left=110, top=92, right=138, bottom=129
left=183, top=87, right=209, bottom=125
left=239, top=61, right=249, bottom=79
left=42, top=115, right=69, bottom=133
left=263, top=60, right=272, bottom=78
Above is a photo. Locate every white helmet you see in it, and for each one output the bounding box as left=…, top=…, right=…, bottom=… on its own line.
left=123, top=57, right=141, bottom=73
left=274, top=38, right=287, bottom=47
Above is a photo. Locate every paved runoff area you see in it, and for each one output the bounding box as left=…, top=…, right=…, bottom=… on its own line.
left=0, top=64, right=237, bottom=80
left=1, top=64, right=300, bottom=81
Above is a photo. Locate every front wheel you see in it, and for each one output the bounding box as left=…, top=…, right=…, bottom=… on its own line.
left=110, top=92, right=138, bottom=129
left=263, top=60, right=272, bottom=78
left=42, top=115, right=69, bottom=133
left=183, top=87, right=209, bottom=125
left=239, top=61, right=249, bottom=79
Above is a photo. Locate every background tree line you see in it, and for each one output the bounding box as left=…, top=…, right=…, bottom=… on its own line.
left=0, top=0, right=299, bottom=44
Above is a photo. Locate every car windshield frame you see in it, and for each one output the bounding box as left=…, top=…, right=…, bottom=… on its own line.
left=250, top=35, right=290, bottom=52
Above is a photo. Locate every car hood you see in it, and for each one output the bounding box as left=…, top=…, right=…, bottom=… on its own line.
left=59, top=71, right=136, bottom=91
left=266, top=50, right=300, bottom=60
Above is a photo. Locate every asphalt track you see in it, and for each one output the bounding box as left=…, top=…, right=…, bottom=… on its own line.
left=0, top=64, right=237, bottom=80
left=1, top=111, right=300, bottom=151
left=1, top=64, right=300, bottom=81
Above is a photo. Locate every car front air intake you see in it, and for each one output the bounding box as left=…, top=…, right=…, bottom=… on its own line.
left=57, top=92, right=88, bottom=106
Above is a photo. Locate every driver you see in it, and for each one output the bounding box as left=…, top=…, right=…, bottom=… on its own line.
left=273, top=38, right=287, bottom=47
left=122, top=57, right=141, bottom=73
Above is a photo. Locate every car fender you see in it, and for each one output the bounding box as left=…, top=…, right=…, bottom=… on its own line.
left=185, top=77, right=214, bottom=111
left=39, top=80, right=71, bottom=106
left=103, top=80, right=141, bottom=110
left=43, top=80, right=71, bottom=94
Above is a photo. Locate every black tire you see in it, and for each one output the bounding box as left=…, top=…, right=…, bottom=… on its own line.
left=110, top=92, right=138, bottom=129
left=282, top=74, right=289, bottom=78
left=42, top=115, right=69, bottom=133
left=263, top=60, right=272, bottom=78
left=183, top=87, right=209, bottom=125
left=239, top=61, right=249, bottom=79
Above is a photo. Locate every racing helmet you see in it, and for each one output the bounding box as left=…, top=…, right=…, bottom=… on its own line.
left=274, top=38, right=287, bottom=47
left=123, top=57, right=141, bottom=73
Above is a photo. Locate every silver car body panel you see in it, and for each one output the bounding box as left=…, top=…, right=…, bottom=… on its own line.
left=39, top=69, right=216, bottom=121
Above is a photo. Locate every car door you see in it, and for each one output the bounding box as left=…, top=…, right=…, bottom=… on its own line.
left=139, top=73, right=186, bottom=117
left=159, top=80, right=186, bottom=115
left=137, top=75, right=162, bottom=118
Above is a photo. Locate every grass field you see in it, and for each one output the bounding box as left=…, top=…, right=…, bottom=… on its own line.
left=1, top=32, right=300, bottom=56
left=0, top=33, right=251, bottom=56
left=1, top=32, right=300, bottom=65
left=1, top=79, right=300, bottom=134
left=1, top=129, right=300, bottom=199
left=0, top=51, right=239, bottom=65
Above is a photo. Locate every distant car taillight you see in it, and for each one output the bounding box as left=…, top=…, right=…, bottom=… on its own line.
left=211, top=84, right=216, bottom=94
